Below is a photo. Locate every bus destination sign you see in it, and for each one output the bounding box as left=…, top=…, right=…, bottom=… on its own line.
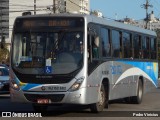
left=21, top=19, right=79, bottom=28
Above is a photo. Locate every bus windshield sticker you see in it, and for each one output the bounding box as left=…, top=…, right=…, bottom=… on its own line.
left=45, top=58, right=52, bottom=74
left=46, top=58, right=51, bottom=66
left=20, top=56, right=32, bottom=62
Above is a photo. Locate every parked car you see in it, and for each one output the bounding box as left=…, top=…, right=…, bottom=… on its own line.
left=0, top=66, right=9, bottom=94
left=0, top=64, right=9, bottom=70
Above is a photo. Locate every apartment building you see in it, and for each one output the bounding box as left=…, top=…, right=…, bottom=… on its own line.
left=0, top=0, right=9, bottom=43
left=66, top=0, right=90, bottom=14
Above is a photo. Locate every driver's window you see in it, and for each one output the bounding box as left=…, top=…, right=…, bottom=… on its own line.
left=92, top=36, right=100, bottom=58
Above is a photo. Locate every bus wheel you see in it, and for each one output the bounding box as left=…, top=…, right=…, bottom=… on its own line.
left=90, top=84, right=106, bottom=113
left=131, top=80, right=143, bottom=104
left=32, top=104, right=48, bottom=112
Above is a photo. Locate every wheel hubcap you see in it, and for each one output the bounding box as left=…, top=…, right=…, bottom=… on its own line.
left=99, top=90, right=105, bottom=106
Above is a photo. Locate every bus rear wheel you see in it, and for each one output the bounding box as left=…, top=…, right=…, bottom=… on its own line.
left=90, top=84, right=106, bottom=113
left=131, top=80, right=143, bottom=104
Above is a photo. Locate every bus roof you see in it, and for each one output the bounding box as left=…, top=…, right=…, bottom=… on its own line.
left=15, top=13, right=156, bottom=37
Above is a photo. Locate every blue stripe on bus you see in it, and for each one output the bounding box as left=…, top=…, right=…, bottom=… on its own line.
left=118, top=61, right=158, bottom=86
left=22, top=84, right=41, bottom=91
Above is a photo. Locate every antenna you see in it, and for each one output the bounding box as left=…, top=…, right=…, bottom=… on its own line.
left=141, top=0, right=153, bottom=29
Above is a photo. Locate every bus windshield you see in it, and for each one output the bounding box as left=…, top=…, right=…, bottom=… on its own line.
left=12, top=17, right=84, bottom=75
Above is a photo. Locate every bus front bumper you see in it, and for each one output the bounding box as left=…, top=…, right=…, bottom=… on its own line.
left=10, top=87, right=87, bottom=105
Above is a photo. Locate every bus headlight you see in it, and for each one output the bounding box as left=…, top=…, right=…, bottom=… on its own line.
left=68, top=77, right=84, bottom=92
left=10, top=70, right=20, bottom=91
left=13, top=83, right=19, bottom=89
left=10, top=80, right=20, bottom=91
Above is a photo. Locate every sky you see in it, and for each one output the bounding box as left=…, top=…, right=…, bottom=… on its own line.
left=90, top=0, right=160, bottom=20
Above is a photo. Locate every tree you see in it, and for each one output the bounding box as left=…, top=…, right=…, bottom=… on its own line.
left=0, top=37, right=10, bottom=63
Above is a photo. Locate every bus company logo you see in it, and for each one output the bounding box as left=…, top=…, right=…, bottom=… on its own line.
left=1, top=112, right=42, bottom=117
left=41, top=86, right=46, bottom=91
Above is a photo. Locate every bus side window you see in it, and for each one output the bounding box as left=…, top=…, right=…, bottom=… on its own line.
left=123, top=32, right=132, bottom=58
left=150, top=38, right=157, bottom=59
left=112, top=30, right=120, bottom=58
left=133, top=34, right=141, bottom=59
left=146, top=37, right=150, bottom=59
left=101, top=28, right=111, bottom=57
left=143, top=36, right=150, bottom=59
left=119, top=32, right=123, bottom=58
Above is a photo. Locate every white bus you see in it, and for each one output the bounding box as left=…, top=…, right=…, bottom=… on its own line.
left=10, top=13, right=158, bottom=112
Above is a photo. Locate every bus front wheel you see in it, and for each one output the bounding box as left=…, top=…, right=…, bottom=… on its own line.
left=90, top=84, right=106, bottom=113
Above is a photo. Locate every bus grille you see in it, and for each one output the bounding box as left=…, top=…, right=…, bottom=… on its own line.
left=24, top=94, right=65, bottom=103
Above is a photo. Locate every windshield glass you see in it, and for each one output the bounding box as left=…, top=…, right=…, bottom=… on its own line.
left=12, top=31, right=84, bottom=74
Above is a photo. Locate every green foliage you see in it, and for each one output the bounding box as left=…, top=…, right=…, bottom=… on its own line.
left=0, top=44, right=10, bottom=64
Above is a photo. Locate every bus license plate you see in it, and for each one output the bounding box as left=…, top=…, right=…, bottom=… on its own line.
left=37, top=99, right=49, bottom=104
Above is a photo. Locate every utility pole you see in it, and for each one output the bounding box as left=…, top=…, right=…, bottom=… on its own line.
left=53, top=0, right=56, bottom=13
left=34, top=0, right=36, bottom=15
left=141, top=0, right=153, bottom=29
left=52, top=0, right=63, bottom=13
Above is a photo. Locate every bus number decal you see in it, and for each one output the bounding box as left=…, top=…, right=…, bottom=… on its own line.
left=110, top=65, right=122, bottom=75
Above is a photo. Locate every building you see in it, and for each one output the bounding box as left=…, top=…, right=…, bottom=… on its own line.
left=0, top=0, right=9, bottom=43
left=136, top=11, right=160, bottom=31
left=119, top=11, right=160, bottom=31
left=48, top=0, right=90, bottom=14
left=9, top=0, right=53, bottom=42
left=66, top=0, right=90, bottom=14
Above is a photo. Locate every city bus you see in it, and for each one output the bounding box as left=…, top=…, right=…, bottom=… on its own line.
left=10, top=13, right=158, bottom=113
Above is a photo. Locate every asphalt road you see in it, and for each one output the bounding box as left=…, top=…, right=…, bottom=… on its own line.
left=0, top=87, right=160, bottom=118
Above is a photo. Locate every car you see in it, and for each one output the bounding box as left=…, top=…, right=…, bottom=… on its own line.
left=0, top=64, right=9, bottom=70
left=0, top=66, right=9, bottom=94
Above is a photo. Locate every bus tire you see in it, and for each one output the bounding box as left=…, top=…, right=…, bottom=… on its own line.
left=131, top=79, right=143, bottom=104
left=32, top=104, right=48, bottom=112
left=90, top=84, right=106, bottom=113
